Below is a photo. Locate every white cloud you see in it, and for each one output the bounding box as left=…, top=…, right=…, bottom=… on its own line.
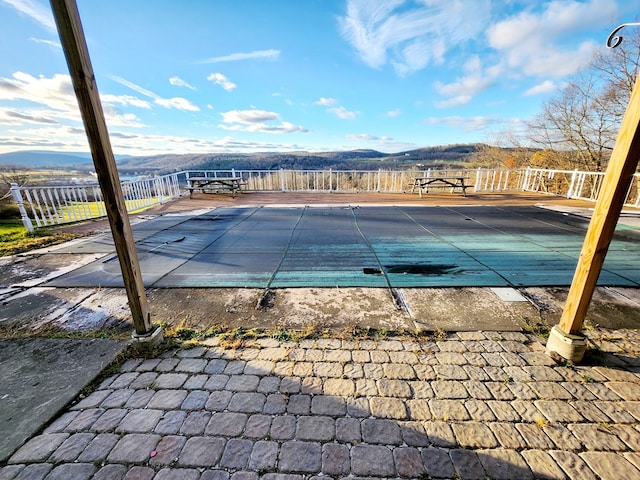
left=524, top=80, right=558, bottom=96
left=111, top=75, right=200, bottom=112
left=219, top=109, right=307, bottom=134
left=387, top=109, right=401, bottom=118
left=28, top=37, right=61, bottom=49
left=0, top=107, right=57, bottom=125
left=487, top=0, right=617, bottom=78
left=0, top=125, right=88, bottom=151
left=169, top=76, right=196, bottom=90
left=0, top=72, right=76, bottom=111
left=0, top=127, right=312, bottom=155
left=314, top=97, right=337, bottom=106
left=314, top=97, right=357, bottom=119
left=435, top=96, right=472, bottom=108
left=338, top=0, right=491, bottom=76
left=155, top=97, right=200, bottom=112
left=343, top=133, right=415, bottom=152
left=434, top=55, right=496, bottom=108
left=346, top=133, right=392, bottom=142
left=1, top=0, right=56, bottom=31
left=221, top=110, right=279, bottom=124
left=101, top=94, right=151, bottom=109
left=207, top=73, right=237, bottom=92
left=426, top=115, right=496, bottom=132
left=328, top=106, right=358, bottom=120
left=0, top=72, right=146, bottom=130
left=198, top=49, right=280, bottom=64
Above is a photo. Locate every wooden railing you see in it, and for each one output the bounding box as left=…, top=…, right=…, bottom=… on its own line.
left=10, top=167, right=640, bottom=231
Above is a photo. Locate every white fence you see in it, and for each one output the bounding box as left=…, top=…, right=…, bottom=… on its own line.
left=10, top=167, right=640, bottom=231
left=11, top=174, right=181, bottom=231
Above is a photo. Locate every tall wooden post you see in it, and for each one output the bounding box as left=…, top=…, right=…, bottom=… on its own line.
left=546, top=30, right=640, bottom=361
left=50, top=0, right=161, bottom=342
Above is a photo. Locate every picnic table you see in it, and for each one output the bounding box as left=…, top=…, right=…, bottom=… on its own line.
left=187, top=176, right=245, bottom=198
left=411, top=176, right=472, bottom=197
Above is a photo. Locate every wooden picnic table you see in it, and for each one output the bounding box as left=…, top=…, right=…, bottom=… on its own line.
left=411, top=176, right=472, bottom=197
left=187, top=176, right=245, bottom=198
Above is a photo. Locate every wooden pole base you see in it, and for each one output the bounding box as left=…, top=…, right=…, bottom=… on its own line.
left=131, top=326, right=164, bottom=346
left=545, top=325, right=587, bottom=363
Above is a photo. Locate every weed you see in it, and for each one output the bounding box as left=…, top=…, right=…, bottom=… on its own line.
left=433, top=328, right=447, bottom=342
left=581, top=375, right=595, bottom=384
left=218, top=327, right=264, bottom=349
left=520, top=317, right=551, bottom=338
left=534, top=417, right=549, bottom=428
left=583, top=320, right=599, bottom=331
left=174, top=326, right=199, bottom=340
left=271, top=328, right=294, bottom=342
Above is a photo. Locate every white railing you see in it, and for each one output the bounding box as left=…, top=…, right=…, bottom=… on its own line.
left=474, top=167, right=640, bottom=206
left=11, top=173, right=181, bottom=231
left=180, top=168, right=474, bottom=193
left=11, top=167, right=640, bottom=231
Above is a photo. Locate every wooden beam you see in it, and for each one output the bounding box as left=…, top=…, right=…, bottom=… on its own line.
left=557, top=74, right=640, bottom=336
left=49, top=0, right=154, bottom=336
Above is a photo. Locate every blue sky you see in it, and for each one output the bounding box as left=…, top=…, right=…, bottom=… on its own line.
left=0, top=0, right=633, bottom=156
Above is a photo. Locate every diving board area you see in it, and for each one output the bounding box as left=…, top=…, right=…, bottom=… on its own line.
left=45, top=205, right=640, bottom=289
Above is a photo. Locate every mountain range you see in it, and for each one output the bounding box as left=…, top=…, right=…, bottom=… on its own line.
left=0, top=144, right=485, bottom=174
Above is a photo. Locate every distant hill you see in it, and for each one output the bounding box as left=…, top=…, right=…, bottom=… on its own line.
left=0, top=150, right=131, bottom=168
left=115, top=144, right=485, bottom=175
left=1, top=144, right=487, bottom=174
left=0, top=151, right=93, bottom=168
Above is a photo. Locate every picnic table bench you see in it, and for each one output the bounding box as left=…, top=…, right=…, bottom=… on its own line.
left=187, top=176, right=245, bottom=198
left=411, top=176, right=472, bottom=197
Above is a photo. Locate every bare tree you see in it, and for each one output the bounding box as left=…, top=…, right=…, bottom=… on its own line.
left=0, top=165, right=30, bottom=200
left=526, top=30, right=640, bottom=171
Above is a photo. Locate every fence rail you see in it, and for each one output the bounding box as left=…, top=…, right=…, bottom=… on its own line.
left=10, top=167, right=640, bottom=231
left=11, top=174, right=181, bottom=231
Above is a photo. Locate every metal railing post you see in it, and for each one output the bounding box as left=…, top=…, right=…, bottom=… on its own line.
left=567, top=169, right=578, bottom=198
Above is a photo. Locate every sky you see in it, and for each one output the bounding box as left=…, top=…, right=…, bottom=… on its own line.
left=0, top=0, right=634, bottom=156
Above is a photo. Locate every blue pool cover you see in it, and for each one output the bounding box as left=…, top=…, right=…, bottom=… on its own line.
left=46, top=205, right=640, bottom=289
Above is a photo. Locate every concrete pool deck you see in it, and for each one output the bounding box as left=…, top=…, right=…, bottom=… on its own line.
left=3, top=191, right=640, bottom=334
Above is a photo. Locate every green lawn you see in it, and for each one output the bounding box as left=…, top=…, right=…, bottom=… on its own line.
left=0, top=220, right=78, bottom=256
left=50, top=198, right=158, bottom=223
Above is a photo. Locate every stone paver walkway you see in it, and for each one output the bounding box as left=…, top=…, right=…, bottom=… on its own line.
left=3, top=331, right=640, bottom=479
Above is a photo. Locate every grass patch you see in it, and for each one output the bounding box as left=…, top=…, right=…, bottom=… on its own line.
left=0, top=219, right=78, bottom=256
left=54, top=198, right=158, bottom=221
left=0, top=320, right=129, bottom=341
left=520, top=316, right=552, bottom=338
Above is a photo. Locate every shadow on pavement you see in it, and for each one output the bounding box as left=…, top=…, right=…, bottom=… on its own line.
left=4, top=334, right=639, bottom=479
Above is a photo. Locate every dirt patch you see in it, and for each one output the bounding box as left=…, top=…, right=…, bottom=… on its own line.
left=522, top=286, right=640, bottom=329
left=147, top=287, right=413, bottom=332
left=403, top=287, right=535, bottom=331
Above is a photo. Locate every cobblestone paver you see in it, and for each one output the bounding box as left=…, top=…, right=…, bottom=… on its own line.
left=3, top=330, right=640, bottom=479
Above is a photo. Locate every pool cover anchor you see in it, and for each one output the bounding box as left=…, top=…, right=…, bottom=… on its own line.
left=256, top=288, right=276, bottom=310
left=390, top=288, right=410, bottom=313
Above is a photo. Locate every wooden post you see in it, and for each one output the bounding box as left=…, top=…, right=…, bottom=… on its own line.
left=546, top=73, right=640, bottom=362
left=50, top=0, right=160, bottom=341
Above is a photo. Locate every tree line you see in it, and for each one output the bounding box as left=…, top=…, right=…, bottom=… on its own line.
left=475, top=30, right=640, bottom=171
